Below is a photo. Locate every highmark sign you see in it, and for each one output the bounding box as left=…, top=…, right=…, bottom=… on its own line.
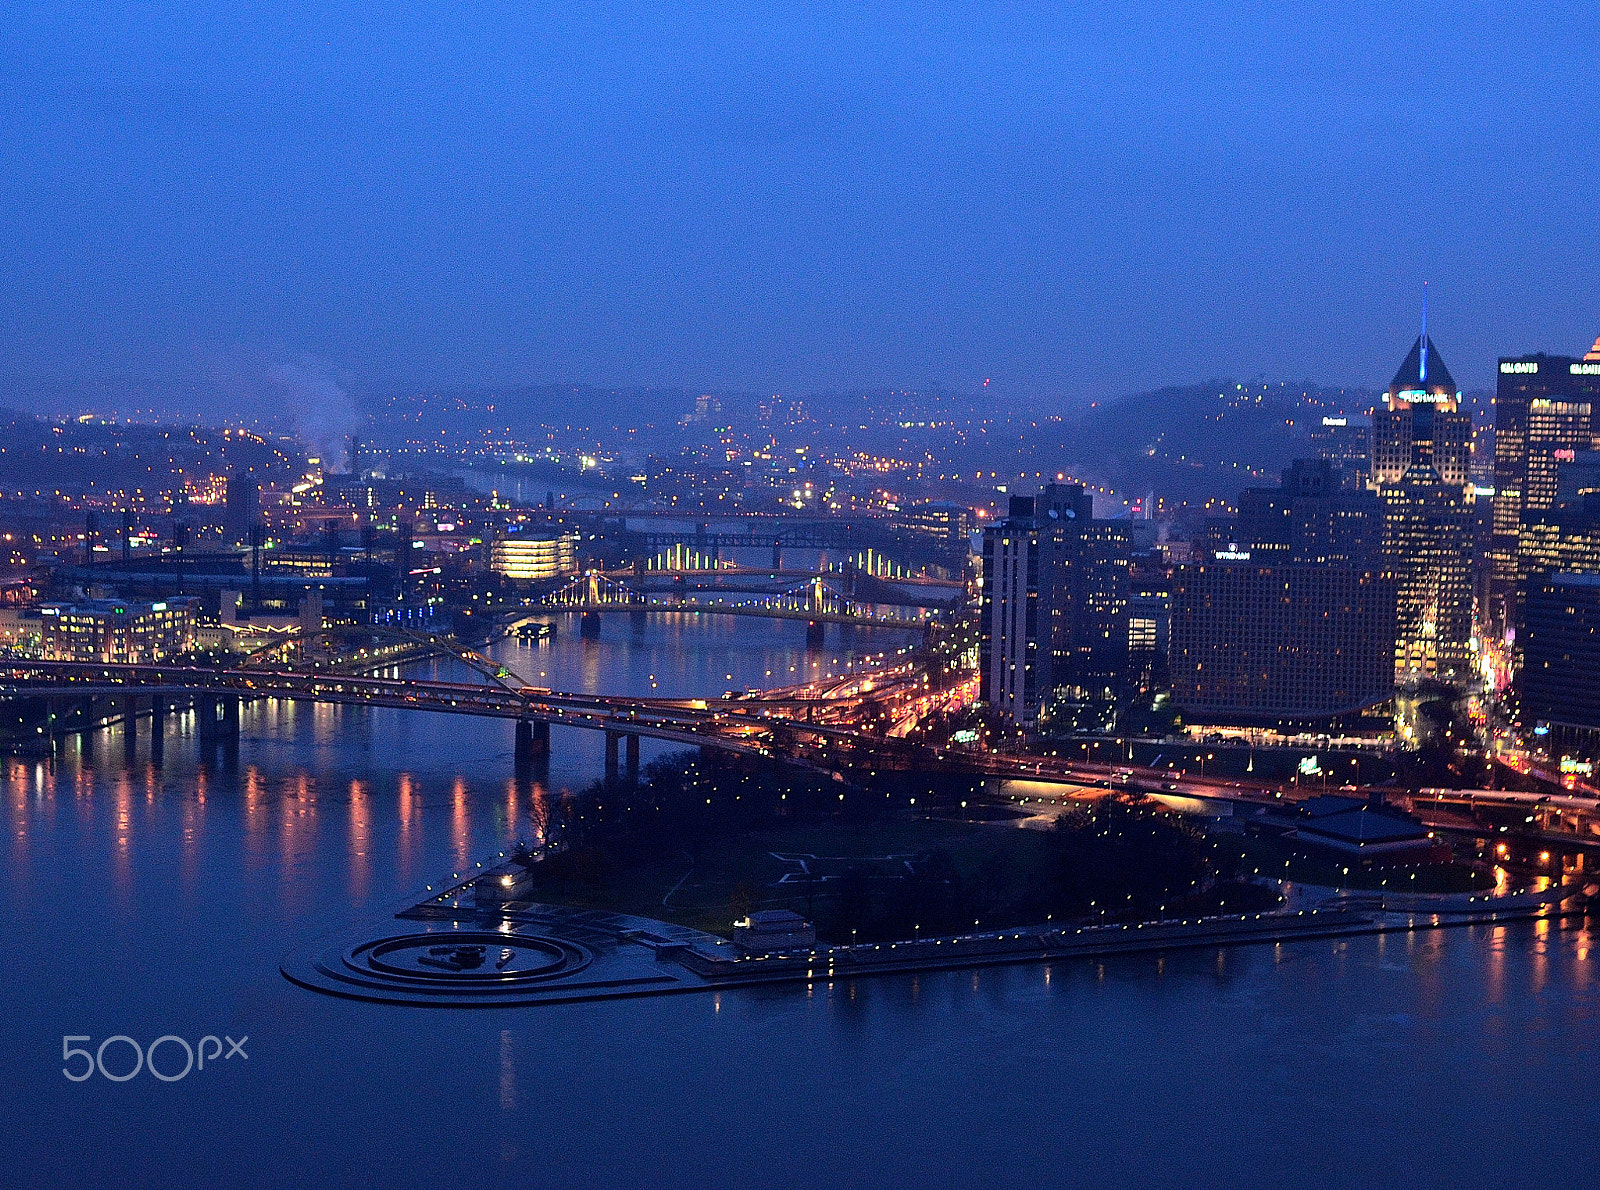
left=1500, top=361, right=1540, bottom=374
left=1573, top=363, right=1600, bottom=375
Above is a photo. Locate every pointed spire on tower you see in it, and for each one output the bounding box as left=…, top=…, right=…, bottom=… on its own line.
left=1586, top=334, right=1600, bottom=362
left=1420, top=283, right=1429, bottom=383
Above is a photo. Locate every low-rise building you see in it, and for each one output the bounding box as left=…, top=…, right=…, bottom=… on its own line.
left=732, top=910, right=816, bottom=954
left=490, top=530, right=578, bottom=583
left=1277, top=794, right=1446, bottom=867
left=897, top=501, right=972, bottom=547
left=38, top=597, right=199, bottom=662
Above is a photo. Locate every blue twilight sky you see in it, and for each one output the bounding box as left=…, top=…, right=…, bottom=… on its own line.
left=1, top=2, right=1596, bottom=408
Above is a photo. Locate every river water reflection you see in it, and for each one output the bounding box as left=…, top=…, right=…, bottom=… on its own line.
left=2, top=613, right=1596, bottom=1188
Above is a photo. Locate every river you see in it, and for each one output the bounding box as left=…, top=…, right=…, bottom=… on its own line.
left=1, top=612, right=1595, bottom=1188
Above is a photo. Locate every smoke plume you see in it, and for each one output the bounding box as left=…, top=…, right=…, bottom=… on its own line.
left=269, top=358, right=365, bottom=472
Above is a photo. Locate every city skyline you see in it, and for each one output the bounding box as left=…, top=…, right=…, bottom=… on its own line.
left=5, top=8, right=1599, bottom=1188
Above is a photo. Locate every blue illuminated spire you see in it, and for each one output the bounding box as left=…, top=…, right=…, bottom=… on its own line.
left=1420, top=283, right=1428, bottom=383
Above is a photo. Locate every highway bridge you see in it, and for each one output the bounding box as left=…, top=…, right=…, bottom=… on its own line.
left=0, top=659, right=783, bottom=781
left=0, top=656, right=1273, bottom=797
left=8, top=657, right=1596, bottom=862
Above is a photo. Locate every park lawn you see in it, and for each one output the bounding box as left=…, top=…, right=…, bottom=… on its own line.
left=524, top=813, right=1060, bottom=937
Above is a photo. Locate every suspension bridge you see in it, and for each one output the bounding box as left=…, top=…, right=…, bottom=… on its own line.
left=529, top=571, right=948, bottom=644
left=634, top=544, right=961, bottom=586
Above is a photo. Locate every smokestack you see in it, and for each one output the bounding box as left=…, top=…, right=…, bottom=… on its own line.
left=173, top=523, right=189, bottom=594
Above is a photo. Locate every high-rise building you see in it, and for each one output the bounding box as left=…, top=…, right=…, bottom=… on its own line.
left=979, top=485, right=1132, bottom=727
left=1370, top=334, right=1472, bottom=490
left=1378, top=465, right=1475, bottom=683
left=979, top=496, right=1041, bottom=720
left=1238, top=459, right=1383, bottom=568
left=224, top=474, right=259, bottom=542
left=1169, top=561, right=1396, bottom=725
left=1512, top=465, right=1600, bottom=634
left=1127, top=568, right=1172, bottom=694
left=1308, top=415, right=1372, bottom=487
left=1366, top=332, right=1476, bottom=685
left=1036, top=483, right=1131, bottom=727
left=1520, top=570, right=1600, bottom=760
left=1486, top=346, right=1600, bottom=634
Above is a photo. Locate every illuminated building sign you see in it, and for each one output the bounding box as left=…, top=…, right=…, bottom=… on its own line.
left=1501, top=361, right=1540, bottom=374
left=1213, top=549, right=1251, bottom=561
left=1572, top=363, right=1600, bottom=375
left=1321, top=416, right=1347, bottom=427
left=1560, top=757, right=1594, bottom=776
left=1555, top=449, right=1577, bottom=462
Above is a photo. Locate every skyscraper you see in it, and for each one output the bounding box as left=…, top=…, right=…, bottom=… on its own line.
left=224, top=473, right=260, bottom=544
left=1308, top=415, right=1372, bottom=487
left=1369, top=334, right=1471, bottom=489
left=978, top=484, right=1131, bottom=728
left=1370, top=330, right=1476, bottom=685
left=1379, top=464, right=1474, bottom=683
left=1486, top=343, right=1600, bottom=635
left=1238, top=459, right=1383, bottom=568
left=1036, top=483, right=1131, bottom=729
left=979, top=496, right=1041, bottom=721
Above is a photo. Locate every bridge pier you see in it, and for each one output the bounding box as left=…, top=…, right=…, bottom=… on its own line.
left=806, top=619, right=826, bottom=648
left=514, top=719, right=551, bottom=768
left=604, top=730, right=620, bottom=782
left=625, top=733, right=640, bottom=785
left=580, top=611, right=602, bottom=639
left=77, top=696, right=95, bottom=761
left=122, top=696, right=138, bottom=762
left=150, top=697, right=165, bottom=765
left=771, top=540, right=782, bottom=570
left=197, top=693, right=218, bottom=741
left=197, top=694, right=241, bottom=745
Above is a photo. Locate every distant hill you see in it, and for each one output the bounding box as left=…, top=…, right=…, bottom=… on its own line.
left=1045, top=380, right=1383, bottom=508
left=358, top=384, right=695, bottom=451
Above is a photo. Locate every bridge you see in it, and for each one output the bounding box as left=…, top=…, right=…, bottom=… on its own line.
left=636, top=544, right=962, bottom=586
left=532, top=572, right=947, bottom=644
left=9, top=655, right=1599, bottom=871
left=586, top=515, right=970, bottom=570
left=0, top=653, right=1260, bottom=796
left=0, top=658, right=786, bottom=782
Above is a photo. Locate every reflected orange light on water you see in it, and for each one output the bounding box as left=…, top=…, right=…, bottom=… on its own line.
left=349, top=778, right=370, bottom=900
left=452, top=776, right=470, bottom=868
